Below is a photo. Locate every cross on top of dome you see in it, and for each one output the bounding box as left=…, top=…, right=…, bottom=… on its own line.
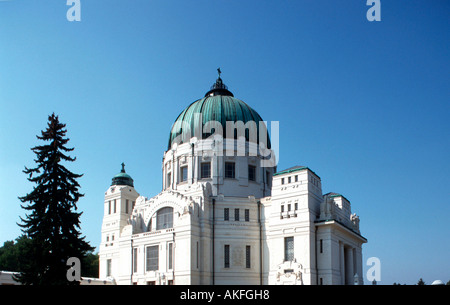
left=205, top=68, right=234, bottom=97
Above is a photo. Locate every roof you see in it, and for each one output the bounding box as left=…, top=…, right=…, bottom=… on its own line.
left=324, top=192, right=351, bottom=203
left=111, top=163, right=134, bottom=187
left=168, top=78, right=270, bottom=150
left=273, top=165, right=320, bottom=178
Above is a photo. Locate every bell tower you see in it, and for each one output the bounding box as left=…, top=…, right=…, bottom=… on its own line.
left=99, top=163, right=139, bottom=279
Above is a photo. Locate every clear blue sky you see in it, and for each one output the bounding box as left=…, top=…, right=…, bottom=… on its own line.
left=0, top=0, right=449, bottom=285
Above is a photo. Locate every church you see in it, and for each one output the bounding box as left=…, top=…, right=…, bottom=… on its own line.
left=98, top=72, right=367, bottom=285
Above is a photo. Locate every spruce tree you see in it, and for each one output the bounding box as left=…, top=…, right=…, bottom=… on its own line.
left=16, top=113, right=93, bottom=285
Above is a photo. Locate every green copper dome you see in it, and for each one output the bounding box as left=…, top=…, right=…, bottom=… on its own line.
left=168, top=71, right=270, bottom=150
left=111, top=163, right=134, bottom=187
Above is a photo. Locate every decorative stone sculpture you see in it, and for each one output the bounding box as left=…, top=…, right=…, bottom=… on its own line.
left=320, top=195, right=335, bottom=220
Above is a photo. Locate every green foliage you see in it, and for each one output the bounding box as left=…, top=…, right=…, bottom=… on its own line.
left=16, top=113, right=94, bottom=285
left=81, top=251, right=99, bottom=278
left=0, top=235, right=32, bottom=272
left=0, top=236, right=99, bottom=279
left=417, top=278, right=426, bottom=285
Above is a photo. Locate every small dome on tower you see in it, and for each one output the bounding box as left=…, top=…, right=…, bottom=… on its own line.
left=111, top=163, right=134, bottom=187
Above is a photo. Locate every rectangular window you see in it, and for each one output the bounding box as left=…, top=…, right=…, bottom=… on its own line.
left=295, top=202, right=298, bottom=210
left=181, top=166, right=188, bottom=182
left=245, top=209, right=250, bottom=222
left=281, top=178, right=285, bottom=185
left=234, top=208, right=240, bottom=221
left=146, top=245, right=159, bottom=271
left=225, top=162, right=235, bottom=179
left=284, top=237, right=294, bottom=262
left=281, top=205, right=284, bottom=213
left=108, top=201, right=111, bottom=215
left=295, top=175, right=298, bottom=182
left=287, top=204, right=291, bottom=211
left=113, top=199, right=117, bottom=213
left=133, top=248, right=138, bottom=273
left=320, top=239, right=323, bottom=254
left=266, top=171, right=271, bottom=187
left=288, top=176, right=291, bottom=184
left=168, top=243, right=173, bottom=270
left=248, top=165, right=256, bottom=181
left=106, top=259, right=112, bottom=277
left=224, top=245, right=230, bottom=268
left=167, top=172, right=171, bottom=187
left=224, top=208, right=229, bottom=221
left=201, top=162, right=211, bottom=179
left=126, top=199, right=129, bottom=214
left=246, top=245, right=251, bottom=268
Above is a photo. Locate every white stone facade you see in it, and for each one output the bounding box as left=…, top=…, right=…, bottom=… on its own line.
left=99, top=139, right=367, bottom=285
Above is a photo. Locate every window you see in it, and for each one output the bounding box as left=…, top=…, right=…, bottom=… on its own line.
left=167, top=172, right=171, bottom=188
left=106, top=259, right=112, bottom=277
left=266, top=171, right=271, bottom=187
left=196, top=242, right=199, bottom=269
left=113, top=199, right=117, bottom=213
left=295, top=175, right=298, bottom=182
left=248, top=165, right=256, bottom=181
left=224, top=245, right=230, bottom=268
left=146, top=245, right=159, bottom=271
left=288, top=176, right=291, bottom=184
left=245, top=209, right=250, bottom=222
left=287, top=204, right=291, bottom=211
left=133, top=248, right=138, bottom=273
left=295, top=202, right=298, bottom=210
left=181, top=166, right=188, bottom=182
left=281, top=178, right=285, bottom=185
left=168, top=243, right=173, bottom=270
left=234, top=208, right=240, bottom=221
left=284, top=237, right=294, bottom=262
left=320, top=239, right=323, bottom=254
left=224, top=208, right=229, bottom=221
left=225, top=162, right=235, bottom=179
left=281, top=204, right=284, bottom=213
left=201, top=162, right=211, bottom=179
left=126, top=199, right=129, bottom=214
left=156, top=207, right=173, bottom=230
left=108, top=201, right=111, bottom=215
left=246, top=245, right=251, bottom=268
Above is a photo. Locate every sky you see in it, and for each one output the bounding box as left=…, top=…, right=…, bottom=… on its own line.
left=0, top=0, right=449, bottom=285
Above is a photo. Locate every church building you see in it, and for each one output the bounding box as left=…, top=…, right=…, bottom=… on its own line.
left=99, top=72, right=367, bottom=285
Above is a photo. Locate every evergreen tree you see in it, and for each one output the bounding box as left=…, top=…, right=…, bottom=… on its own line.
left=417, top=278, right=426, bottom=285
left=16, top=113, right=93, bottom=285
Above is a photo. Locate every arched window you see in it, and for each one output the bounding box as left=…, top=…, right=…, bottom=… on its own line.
left=156, top=207, right=173, bottom=230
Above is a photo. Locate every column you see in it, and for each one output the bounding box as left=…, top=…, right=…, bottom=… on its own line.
left=345, top=247, right=353, bottom=285
left=339, top=242, right=345, bottom=285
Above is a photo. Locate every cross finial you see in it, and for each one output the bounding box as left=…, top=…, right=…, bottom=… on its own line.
left=217, top=67, right=221, bottom=78
left=121, top=162, right=125, bottom=172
